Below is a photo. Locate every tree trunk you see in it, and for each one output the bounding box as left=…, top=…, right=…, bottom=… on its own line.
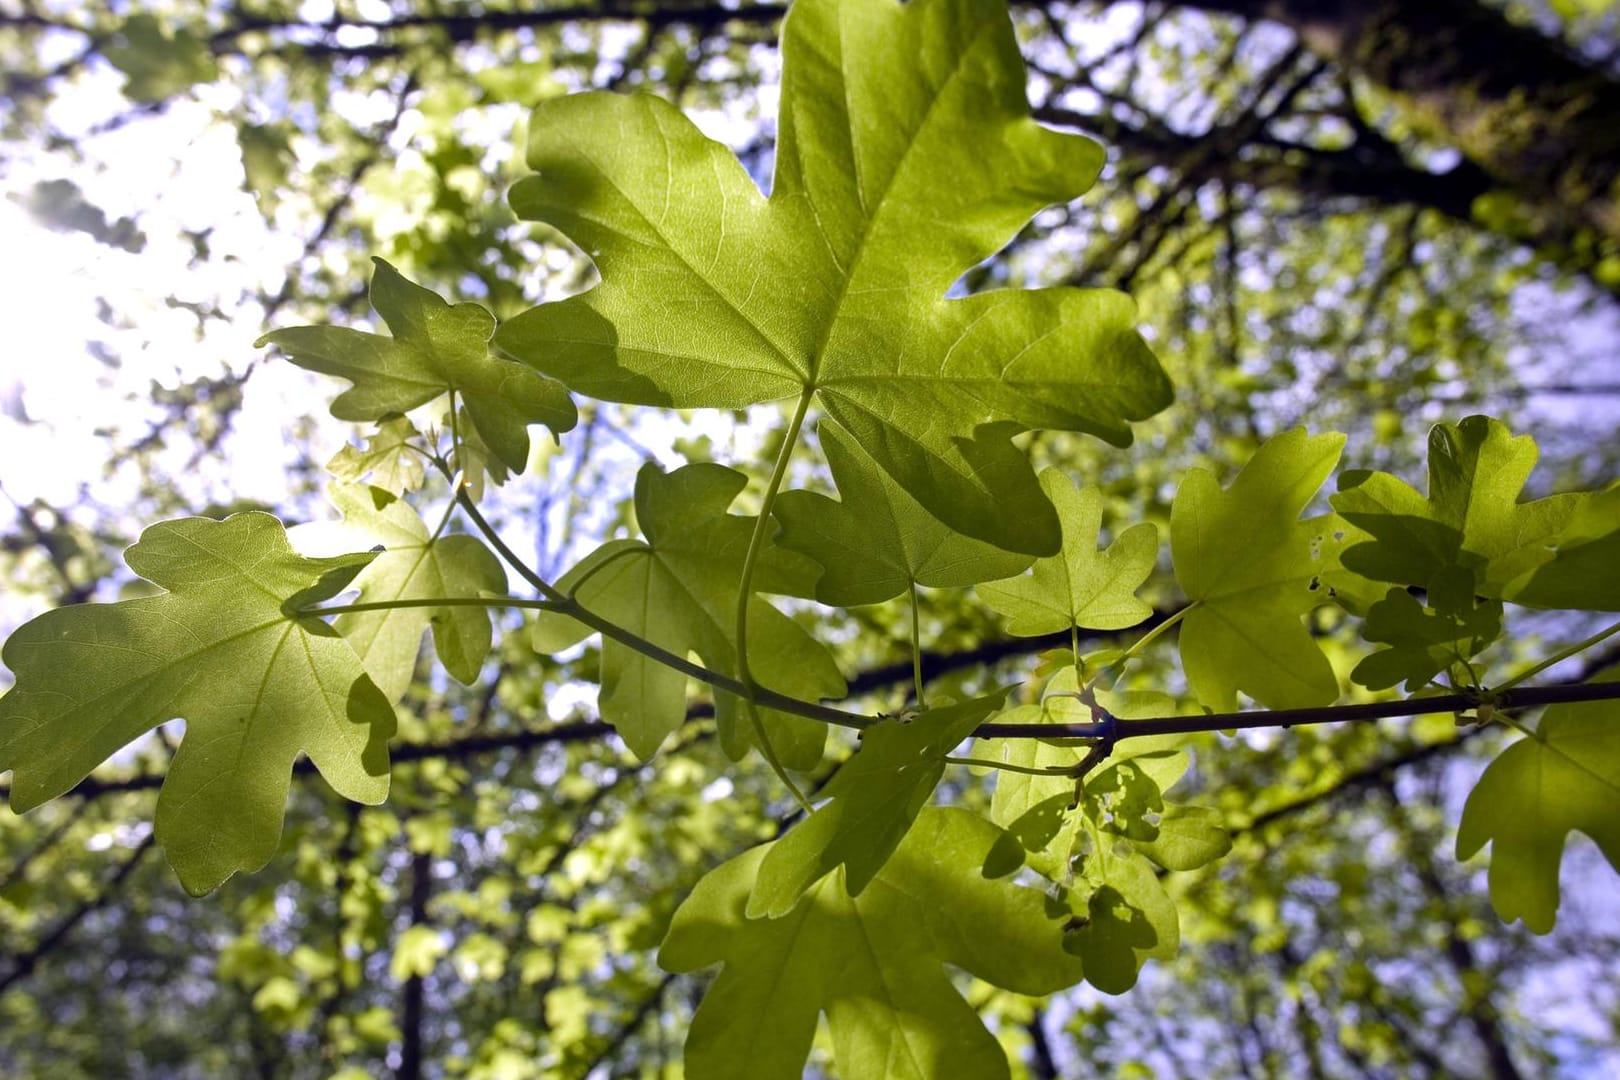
left=1195, top=0, right=1620, bottom=252
left=397, top=850, right=432, bottom=1080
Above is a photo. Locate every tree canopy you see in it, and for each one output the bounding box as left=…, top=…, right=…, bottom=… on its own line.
left=2, top=0, right=1620, bottom=1078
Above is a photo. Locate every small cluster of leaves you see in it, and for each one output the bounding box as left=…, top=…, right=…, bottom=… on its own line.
left=981, top=672, right=1229, bottom=993
left=5, top=0, right=1620, bottom=1077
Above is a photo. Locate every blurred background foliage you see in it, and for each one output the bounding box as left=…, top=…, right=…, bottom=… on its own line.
left=2, top=0, right=1620, bottom=1076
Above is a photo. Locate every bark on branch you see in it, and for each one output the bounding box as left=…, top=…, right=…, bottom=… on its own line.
left=1182, top=0, right=1620, bottom=253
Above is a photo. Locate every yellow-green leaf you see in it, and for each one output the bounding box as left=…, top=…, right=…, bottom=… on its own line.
left=496, top=0, right=1170, bottom=556
left=1457, top=671, right=1620, bottom=934
left=979, top=469, right=1157, bottom=635
left=774, top=421, right=1032, bottom=605
left=749, top=692, right=1008, bottom=917
left=0, top=514, right=395, bottom=894
left=260, top=258, right=576, bottom=473
left=531, top=463, right=843, bottom=765
left=660, top=807, right=1083, bottom=1080
left=1172, top=429, right=1354, bottom=711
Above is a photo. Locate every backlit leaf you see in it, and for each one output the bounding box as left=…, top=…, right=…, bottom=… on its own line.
left=1456, top=671, right=1620, bottom=933
left=978, top=468, right=1157, bottom=635
left=749, top=692, right=1008, bottom=917
left=659, top=807, right=1084, bottom=1080
left=319, top=483, right=506, bottom=701
left=982, top=671, right=1223, bottom=875
left=1351, top=568, right=1502, bottom=692
left=530, top=463, right=843, bottom=765
left=773, top=421, right=1032, bottom=605
left=0, top=514, right=395, bottom=895
left=259, top=258, right=576, bottom=473
left=495, top=0, right=1171, bottom=556
left=327, top=416, right=427, bottom=496
left=1135, top=804, right=1232, bottom=872
left=1332, top=416, right=1581, bottom=596
left=1172, top=429, right=1356, bottom=711
left=1061, top=849, right=1179, bottom=994
left=1505, top=483, right=1620, bottom=611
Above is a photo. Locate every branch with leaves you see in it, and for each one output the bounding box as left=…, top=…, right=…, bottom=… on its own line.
left=4, top=0, right=1620, bottom=1077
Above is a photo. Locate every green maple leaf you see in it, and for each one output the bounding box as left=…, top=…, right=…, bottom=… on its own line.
left=749, top=692, right=1008, bottom=918
left=1086, top=754, right=1174, bottom=842
left=1172, top=428, right=1359, bottom=711
left=659, top=807, right=1084, bottom=1080
left=494, top=0, right=1171, bottom=556
left=259, top=257, right=576, bottom=473
left=1505, top=484, right=1620, bottom=611
left=982, top=703, right=1074, bottom=862
left=1061, top=849, right=1179, bottom=994
left=327, top=416, right=427, bottom=496
left=1332, top=416, right=1581, bottom=597
left=980, top=669, right=1191, bottom=858
left=1457, top=670, right=1620, bottom=934
left=0, top=514, right=395, bottom=895
left=978, top=468, right=1157, bottom=635
left=318, top=483, right=507, bottom=701
left=773, top=421, right=1033, bottom=605
left=531, top=463, right=844, bottom=765
left=1352, top=567, right=1502, bottom=693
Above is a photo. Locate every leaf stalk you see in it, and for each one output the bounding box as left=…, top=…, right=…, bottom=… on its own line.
left=1083, top=601, right=1196, bottom=692
left=733, top=387, right=818, bottom=807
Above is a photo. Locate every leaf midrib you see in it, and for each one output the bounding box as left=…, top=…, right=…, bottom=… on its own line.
left=799, top=16, right=994, bottom=393
left=846, top=880, right=934, bottom=1077
left=1193, top=603, right=1325, bottom=701
left=160, top=621, right=298, bottom=820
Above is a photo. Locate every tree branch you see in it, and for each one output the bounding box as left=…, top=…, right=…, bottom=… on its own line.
left=1162, top=0, right=1620, bottom=252
left=0, top=832, right=155, bottom=997
left=976, top=680, right=1620, bottom=740
left=6, top=617, right=1617, bottom=805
